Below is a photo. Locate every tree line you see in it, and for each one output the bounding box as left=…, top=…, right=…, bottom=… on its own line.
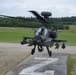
left=0, top=16, right=76, bottom=30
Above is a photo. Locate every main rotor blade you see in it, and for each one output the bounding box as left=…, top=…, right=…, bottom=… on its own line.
left=0, top=14, right=37, bottom=21
left=29, top=11, right=47, bottom=23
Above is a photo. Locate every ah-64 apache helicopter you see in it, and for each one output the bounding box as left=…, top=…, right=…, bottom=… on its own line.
left=0, top=11, right=67, bottom=57
left=21, top=11, right=67, bottom=57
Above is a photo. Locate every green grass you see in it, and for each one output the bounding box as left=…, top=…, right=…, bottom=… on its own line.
left=68, top=25, right=76, bottom=33
left=67, top=55, right=73, bottom=75
left=58, top=30, right=76, bottom=46
left=0, top=25, right=76, bottom=46
left=0, top=27, right=34, bottom=43
left=67, top=54, right=76, bottom=75
left=57, top=25, right=76, bottom=46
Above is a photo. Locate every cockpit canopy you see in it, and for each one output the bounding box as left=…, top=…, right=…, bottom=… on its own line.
left=35, top=27, right=48, bottom=39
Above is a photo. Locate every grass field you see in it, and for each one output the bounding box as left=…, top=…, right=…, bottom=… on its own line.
left=0, top=25, right=76, bottom=45
left=58, top=25, right=76, bottom=46
left=67, top=54, right=76, bottom=75
left=0, top=27, right=34, bottom=43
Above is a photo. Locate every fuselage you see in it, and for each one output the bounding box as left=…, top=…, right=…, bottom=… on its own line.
left=31, top=26, right=57, bottom=47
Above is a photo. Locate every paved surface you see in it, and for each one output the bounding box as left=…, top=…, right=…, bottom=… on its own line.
left=0, top=42, right=76, bottom=54
left=0, top=42, right=76, bottom=75
left=5, top=53, right=67, bottom=75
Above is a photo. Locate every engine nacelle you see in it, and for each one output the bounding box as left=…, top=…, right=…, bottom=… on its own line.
left=49, top=31, right=57, bottom=39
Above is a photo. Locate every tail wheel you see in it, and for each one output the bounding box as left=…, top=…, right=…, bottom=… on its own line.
left=49, top=51, right=52, bottom=57
left=38, top=46, right=43, bottom=52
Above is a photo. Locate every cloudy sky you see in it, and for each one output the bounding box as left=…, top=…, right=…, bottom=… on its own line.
left=0, top=0, right=76, bottom=17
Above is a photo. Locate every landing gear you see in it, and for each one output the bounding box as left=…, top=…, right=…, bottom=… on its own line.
left=46, top=46, right=52, bottom=57
left=62, top=42, right=65, bottom=49
left=49, top=51, right=52, bottom=57
left=31, top=45, right=36, bottom=55
left=38, top=46, right=43, bottom=52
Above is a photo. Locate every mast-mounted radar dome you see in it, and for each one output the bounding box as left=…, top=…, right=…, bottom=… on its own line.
left=41, top=12, right=52, bottom=17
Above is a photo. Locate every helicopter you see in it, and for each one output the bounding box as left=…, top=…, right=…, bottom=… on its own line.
left=0, top=11, right=67, bottom=57
left=21, top=11, right=67, bottom=57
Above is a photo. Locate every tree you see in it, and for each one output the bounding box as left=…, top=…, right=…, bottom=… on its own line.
left=65, top=25, right=69, bottom=30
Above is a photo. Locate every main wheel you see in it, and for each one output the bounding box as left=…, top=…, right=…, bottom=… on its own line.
left=31, top=49, right=35, bottom=55
left=49, top=51, right=52, bottom=57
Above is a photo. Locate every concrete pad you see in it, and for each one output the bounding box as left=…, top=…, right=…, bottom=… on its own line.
left=5, top=53, right=67, bottom=75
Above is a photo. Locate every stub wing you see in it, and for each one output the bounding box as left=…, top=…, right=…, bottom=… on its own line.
left=23, top=36, right=33, bottom=39
left=52, top=39, right=67, bottom=42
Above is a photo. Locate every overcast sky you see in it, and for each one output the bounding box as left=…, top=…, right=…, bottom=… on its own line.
left=0, top=0, right=76, bottom=17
